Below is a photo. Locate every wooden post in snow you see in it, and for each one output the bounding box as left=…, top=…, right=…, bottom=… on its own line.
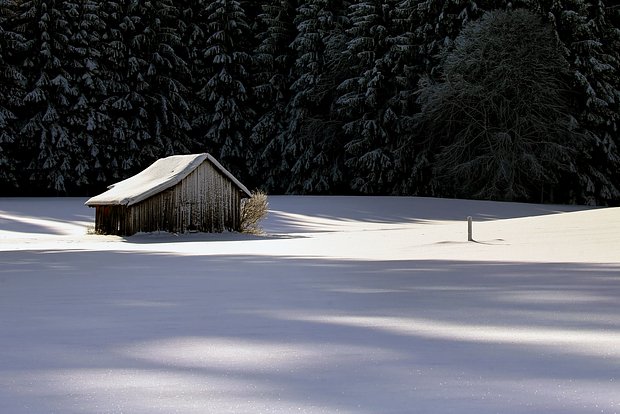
left=467, top=216, right=473, bottom=242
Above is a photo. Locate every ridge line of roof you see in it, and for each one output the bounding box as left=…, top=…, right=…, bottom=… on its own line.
left=85, top=153, right=252, bottom=207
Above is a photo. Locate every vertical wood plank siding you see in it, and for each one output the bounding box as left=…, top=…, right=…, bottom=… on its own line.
left=94, top=205, right=128, bottom=235
left=94, top=161, right=244, bottom=236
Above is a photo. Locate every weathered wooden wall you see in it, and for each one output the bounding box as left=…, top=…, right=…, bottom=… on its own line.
left=94, top=161, right=244, bottom=236
left=94, top=205, right=129, bottom=235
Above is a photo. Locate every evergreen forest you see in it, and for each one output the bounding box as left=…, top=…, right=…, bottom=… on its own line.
left=1, top=0, right=619, bottom=204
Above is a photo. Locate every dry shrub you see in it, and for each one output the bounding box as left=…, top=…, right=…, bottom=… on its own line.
left=240, top=190, right=269, bottom=234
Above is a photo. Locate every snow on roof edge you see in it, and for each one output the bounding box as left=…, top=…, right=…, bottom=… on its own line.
left=85, top=153, right=251, bottom=207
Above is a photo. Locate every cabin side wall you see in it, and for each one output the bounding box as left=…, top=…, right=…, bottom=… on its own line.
left=94, top=205, right=130, bottom=235
left=126, top=161, right=243, bottom=234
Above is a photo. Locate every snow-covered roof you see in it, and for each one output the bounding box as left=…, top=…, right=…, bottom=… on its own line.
left=85, top=153, right=251, bottom=207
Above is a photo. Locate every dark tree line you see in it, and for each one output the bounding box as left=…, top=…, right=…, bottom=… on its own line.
left=0, top=0, right=618, bottom=204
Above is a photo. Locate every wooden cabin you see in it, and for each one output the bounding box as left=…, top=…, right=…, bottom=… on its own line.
left=85, top=153, right=251, bottom=236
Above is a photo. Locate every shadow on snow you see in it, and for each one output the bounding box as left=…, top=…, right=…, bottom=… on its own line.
left=0, top=250, right=618, bottom=413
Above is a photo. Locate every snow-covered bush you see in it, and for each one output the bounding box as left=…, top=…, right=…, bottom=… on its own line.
left=240, top=190, right=269, bottom=234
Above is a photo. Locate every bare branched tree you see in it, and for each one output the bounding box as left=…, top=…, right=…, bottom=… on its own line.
left=415, top=9, right=580, bottom=201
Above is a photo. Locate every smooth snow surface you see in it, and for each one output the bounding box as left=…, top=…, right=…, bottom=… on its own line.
left=1, top=196, right=619, bottom=413
left=85, top=153, right=250, bottom=206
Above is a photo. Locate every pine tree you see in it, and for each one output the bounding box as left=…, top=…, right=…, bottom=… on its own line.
left=389, top=0, right=438, bottom=195
left=250, top=0, right=297, bottom=192
left=176, top=0, right=210, bottom=147
left=337, top=0, right=403, bottom=194
left=0, top=1, right=26, bottom=191
left=98, top=0, right=147, bottom=179
left=62, top=0, right=109, bottom=189
left=177, top=0, right=209, bottom=77
left=141, top=0, right=192, bottom=159
left=545, top=0, right=620, bottom=204
left=99, top=0, right=192, bottom=181
left=282, top=0, right=351, bottom=193
left=11, top=0, right=79, bottom=193
left=195, top=0, right=255, bottom=179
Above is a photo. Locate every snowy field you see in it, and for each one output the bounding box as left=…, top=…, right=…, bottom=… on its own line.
left=1, top=195, right=619, bottom=414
